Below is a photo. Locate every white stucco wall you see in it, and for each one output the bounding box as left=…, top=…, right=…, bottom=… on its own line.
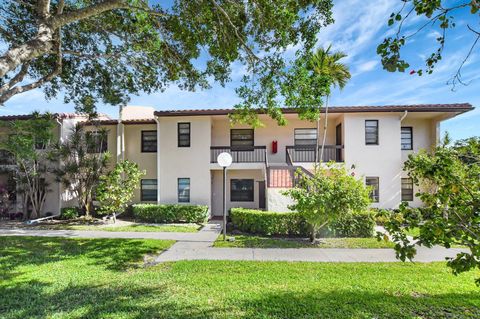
left=123, top=123, right=157, bottom=203
left=211, top=114, right=342, bottom=165
left=266, top=188, right=295, bottom=212
left=343, top=113, right=403, bottom=209
left=211, top=169, right=265, bottom=216
left=158, top=116, right=212, bottom=208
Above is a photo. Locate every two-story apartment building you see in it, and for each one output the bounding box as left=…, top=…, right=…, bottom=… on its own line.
left=0, top=103, right=473, bottom=218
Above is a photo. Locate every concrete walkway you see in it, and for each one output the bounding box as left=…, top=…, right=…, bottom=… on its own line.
left=0, top=223, right=221, bottom=242
left=0, top=223, right=467, bottom=263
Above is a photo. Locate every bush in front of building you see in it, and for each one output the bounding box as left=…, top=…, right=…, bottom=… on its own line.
left=230, top=208, right=308, bottom=236
left=325, top=210, right=376, bottom=238
left=230, top=208, right=376, bottom=238
left=132, top=204, right=209, bottom=224
left=60, top=207, right=79, bottom=220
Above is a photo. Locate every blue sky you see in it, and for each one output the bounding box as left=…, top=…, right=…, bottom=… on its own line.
left=2, top=0, right=479, bottom=140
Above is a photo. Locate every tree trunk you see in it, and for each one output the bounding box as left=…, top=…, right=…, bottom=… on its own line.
left=320, top=95, right=330, bottom=162
left=315, top=108, right=321, bottom=169
left=0, top=25, right=55, bottom=79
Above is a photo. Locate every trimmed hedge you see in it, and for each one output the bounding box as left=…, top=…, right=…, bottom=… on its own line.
left=132, top=204, right=209, bottom=224
left=230, top=208, right=308, bottom=236
left=230, top=208, right=375, bottom=238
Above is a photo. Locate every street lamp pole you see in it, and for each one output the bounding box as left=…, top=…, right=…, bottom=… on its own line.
left=217, top=152, right=232, bottom=241
left=223, top=166, right=227, bottom=241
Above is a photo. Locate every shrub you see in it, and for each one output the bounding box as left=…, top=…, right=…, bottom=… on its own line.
left=230, top=208, right=376, bottom=238
left=60, top=207, right=79, bottom=220
left=326, top=210, right=376, bottom=238
left=230, top=208, right=308, bottom=236
left=132, top=204, right=209, bottom=224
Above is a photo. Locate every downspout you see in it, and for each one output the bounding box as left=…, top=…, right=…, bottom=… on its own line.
left=55, top=117, right=63, bottom=215
left=400, top=110, right=408, bottom=122
left=154, top=116, right=161, bottom=204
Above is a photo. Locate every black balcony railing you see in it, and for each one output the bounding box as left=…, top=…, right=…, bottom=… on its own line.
left=286, top=145, right=344, bottom=163
left=210, top=146, right=267, bottom=163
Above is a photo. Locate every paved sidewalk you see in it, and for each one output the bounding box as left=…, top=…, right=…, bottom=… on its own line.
left=0, top=223, right=221, bottom=242
left=1, top=222, right=467, bottom=263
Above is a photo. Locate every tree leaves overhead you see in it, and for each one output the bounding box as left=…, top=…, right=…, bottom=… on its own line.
left=378, top=0, right=480, bottom=88
left=0, top=0, right=334, bottom=119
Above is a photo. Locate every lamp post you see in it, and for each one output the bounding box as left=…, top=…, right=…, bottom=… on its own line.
left=217, top=152, right=232, bottom=241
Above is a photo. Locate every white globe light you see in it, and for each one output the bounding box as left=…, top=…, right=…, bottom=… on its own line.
left=217, top=152, right=233, bottom=167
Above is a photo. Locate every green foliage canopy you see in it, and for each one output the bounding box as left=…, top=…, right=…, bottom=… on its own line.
left=382, top=136, right=480, bottom=285
left=0, top=0, right=334, bottom=121
left=284, top=164, right=372, bottom=242
left=96, top=160, right=145, bottom=216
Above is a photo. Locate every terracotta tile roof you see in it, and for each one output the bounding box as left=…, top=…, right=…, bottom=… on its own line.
left=0, top=112, right=112, bottom=121
left=155, top=103, right=474, bottom=117
left=81, top=118, right=156, bottom=126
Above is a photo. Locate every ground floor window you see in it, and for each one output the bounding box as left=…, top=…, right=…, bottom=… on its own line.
left=401, top=178, right=414, bottom=201
left=141, top=179, right=157, bottom=201
left=365, top=177, right=379, bottom=203
left=178, top=178, right=190, bottom=203
left=230, top=179, right=254, bottom=202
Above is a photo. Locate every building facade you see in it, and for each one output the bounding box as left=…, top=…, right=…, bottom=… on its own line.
left=0, top=103, right=473, bottom=217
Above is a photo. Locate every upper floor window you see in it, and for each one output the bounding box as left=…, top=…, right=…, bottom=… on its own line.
left=230, top=179, right=254, bottom=202
left=178, top=178, right=190, bottom=203
left=86, top=131, right=108, bottom=153
left=178, top=123, right=191, bottom=147
left=230, top=129, right=254, bottom=148
left=401, top=178, right=414, bottom=201
left=141, top=130, right=157, bottom=152
left=366, top=177, right=379, bottom=203
left=365, top=120, right=379, bottom=145
left=294, top=128, right=317, bottom=146
left=401, top=127, right=413, bottom=150
left=141, top=179, right=157, bottom=201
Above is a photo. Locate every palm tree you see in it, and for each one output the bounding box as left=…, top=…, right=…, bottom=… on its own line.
left=310, top=45, right=351, bottom=165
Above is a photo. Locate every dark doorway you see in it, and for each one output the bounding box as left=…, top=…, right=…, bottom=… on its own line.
left=258, top=181, right=266, bottom=210
left=336, top=124, right=342, bottom=162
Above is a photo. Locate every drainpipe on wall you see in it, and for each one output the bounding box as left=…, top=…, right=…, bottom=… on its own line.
left=400, top=110, right=408, bottom=122
left=154, top=116, right=161, bottom=204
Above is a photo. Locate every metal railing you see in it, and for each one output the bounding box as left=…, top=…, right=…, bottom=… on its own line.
left=210, top=146, right=267, bottom=163
left=286, top=145, right=344, bottom=163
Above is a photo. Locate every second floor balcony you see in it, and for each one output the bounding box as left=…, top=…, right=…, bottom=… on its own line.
left=210, top=146, right=267, bottom=164
left=286, top=145, right=344, bottom=164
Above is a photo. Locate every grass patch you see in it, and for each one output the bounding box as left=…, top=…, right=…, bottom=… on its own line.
left=405, top=227, right=420, bottom=237
left=30, top=223, right=201, bottom=233
left=214, top=234, right=396, bottom=248
left=1, top=237, right=479, bottom=318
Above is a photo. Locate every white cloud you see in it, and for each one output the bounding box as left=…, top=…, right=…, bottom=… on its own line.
left=317, top=0, right=400, bottom=62
left=354, top=60, right=379, bottom=74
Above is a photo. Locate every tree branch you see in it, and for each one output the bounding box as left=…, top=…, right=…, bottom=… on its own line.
left=0, top=28, right=62, bottom=105
left=209, top=0, right=260, bottom=62
left=49, top=0, right=129, bottom=29
left=447, top=24, right=480, bottom=90
left=0, top=63, right=30, bottom=95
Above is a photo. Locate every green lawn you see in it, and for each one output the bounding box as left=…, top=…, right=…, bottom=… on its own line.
left=214, top=234, right=396, bottom=248
left=405, top=227, right=420, bottom=237
left=1, top=237, right=479, bottom=318
left=31, top=223, right=201, bottom=232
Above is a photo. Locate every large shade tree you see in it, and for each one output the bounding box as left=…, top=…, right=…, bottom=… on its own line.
left=0, top=0, right=334, bottom=121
